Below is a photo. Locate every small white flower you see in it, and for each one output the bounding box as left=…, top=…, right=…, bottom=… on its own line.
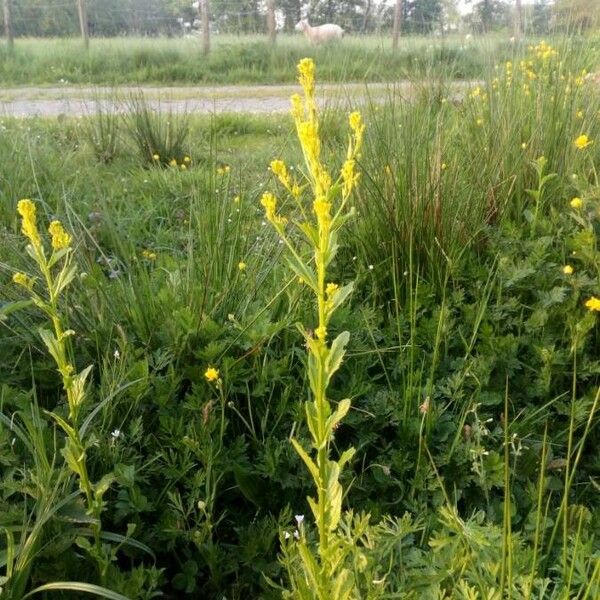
left=284, top=531, right=291, bottom=539
left=294, top=530, right=300, bottom=539
left=295, top=514, right=304, bottom=526
left=368, top=264, right=374, bottom=270
left=113, top=349, right=120, bottom=360
left=111, top=429, right=121, bottom=439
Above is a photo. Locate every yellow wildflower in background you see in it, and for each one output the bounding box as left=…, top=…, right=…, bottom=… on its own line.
left=17, top=199, right=40, bottom=248
left=574, top=134, right=592, bottom=150
left=142, top=249, right=157, bottom=260
left=217, top=165, right=231, bottom=175
left=183, top=156, right=191, bottom=164
left=238, top=261, right=247, bottom=271
left=270, top=159, right=291, bottom=189
left=570, top=197, right=583, bottom=209
left=584, top=297, right=600, bottom=312
left=169, top=158, right=177, bottom=167
left=12, top=272, right=30, bottom=287
left=260, top=192, right=277, bottom=221
left=152, top=153, right=160, bottom=161
left=48, top=220, right=71, bottom=251
left=204, top=367, right=220, bottom=382
left=562, top=265, right=573, bottom=275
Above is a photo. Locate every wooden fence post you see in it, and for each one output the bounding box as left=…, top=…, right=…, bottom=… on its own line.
left=514, top=0, right=523, bottom=39
left=201, top=0, right=210, bottom=55
left=3, top=0, right=13, bottom=50
left=77, top=0, right=89, bottom=49
left=266, top=0, right=276, bottom=44
left=392, top=0, right=402, bottom=50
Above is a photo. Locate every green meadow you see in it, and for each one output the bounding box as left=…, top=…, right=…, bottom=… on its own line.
left=1, top=36, right=600, bottom=599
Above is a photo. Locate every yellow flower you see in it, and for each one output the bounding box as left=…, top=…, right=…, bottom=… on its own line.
left=260, top=192, right=277, bottom=220
left=441, top=163, right=448, bottom=170
left=12, top=272, right=29, bottom=287
left=576, top=111, right=583, bottom=119
left=290, top=93, right=304, bottom=121
left=476, top=118, right=484, bottom=126
left=152, top=153, right=160, bottom=161
left=574, top=134, right=592, bottom=150
left=584, top=297, right=600, bottom=312
left=48, top=220, right=71, bottom=250
left=204, top=367, right=220, bottom=382
left=217, top=165, right=231, bottom=175
left=238, top=261, right=247, bottom=271
left=341, top=159, right=358, bottom=197
left=270, top=159, right=291, bottom=189
left=169, top=158, right=177, bottom=167
left=570, top=197, right=583, bottom=209
left=183, top=156, right=191, bottom=163
left=562, top=265, right=573, bottom=275
left=521, top=142, right=527, bottom=149
left=142, top=249, right=157, bottom=260
left=315, top=325, right=327, bottom=341
left=325, top=282, right=339, bottom=297
left=17, top=199, right=40, bottom=247
left=180, top=164, right=187, bottom=170
left=233, top=195, right=241, bottom=204
left=297, top=57, right=315, bottom=97
left=313, top=196, right=331, bottom=228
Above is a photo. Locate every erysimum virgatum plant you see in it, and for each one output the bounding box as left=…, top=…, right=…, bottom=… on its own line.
left=260, top=57, right=369, bottom=599
left=2, top=201, right=126, bottom=596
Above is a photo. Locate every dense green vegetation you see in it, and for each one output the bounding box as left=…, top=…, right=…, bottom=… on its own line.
left=1, top=38, right=600, bottom=598
left=1, top=34, right=598, bottom=86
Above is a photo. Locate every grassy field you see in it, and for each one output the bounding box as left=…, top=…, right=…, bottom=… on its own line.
left=1, top=37, right=600, bottom=599
left=0, top=33, right=598, bottom=85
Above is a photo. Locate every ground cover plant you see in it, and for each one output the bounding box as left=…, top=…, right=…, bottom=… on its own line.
left=1, top=36, right=600, bottom=599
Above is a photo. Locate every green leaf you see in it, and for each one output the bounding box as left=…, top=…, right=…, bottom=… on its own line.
left=331, top=569, right=355, bottom=600
left=327, top=282, right=354, bottom=316
left=0, top=300, right=34, bottom=321
left=297, top=221, right=319, bottom=247
left=286, top=255, right=317, bottom=292
left=94, top=473, right=115, bottom=500
left=338, top=447, right=356, bottom=470
left=291, top=438, right=319, bottom=483
left=53, top=263, right=78, bottom=297
left=325, top=331, right=350, bottom=384
left=327, top=398, right=351, bottom=433
left=22, top=582, right=132, bottom=600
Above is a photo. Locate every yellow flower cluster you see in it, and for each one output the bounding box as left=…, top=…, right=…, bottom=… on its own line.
left=12, top=272, right=30, bottom=287
left=142, top=249, right=157, bottom=260
left=217, top=164, right=231, bottom=175
left=48, top=220, right=72, bottom=250
left=574, top=134, right=592, bottom=150
left=204, top=367, right=220, bottom=382
left=585, top=297, right=600, bottom=312
left=530, top=40, right=558, bottom=61
left=570, top=197, right=583, bottom=209
left=17, top=199, right=40, bottom=248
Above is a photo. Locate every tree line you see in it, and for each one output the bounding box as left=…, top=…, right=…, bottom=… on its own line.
left=2, top=0, right=598, bottom=38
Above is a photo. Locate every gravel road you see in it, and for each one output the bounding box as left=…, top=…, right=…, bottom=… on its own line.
left=0, top=81, right=474, bottom=118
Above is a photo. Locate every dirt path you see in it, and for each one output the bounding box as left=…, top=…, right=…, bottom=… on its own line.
left=0, top=81, right=475, bottom=118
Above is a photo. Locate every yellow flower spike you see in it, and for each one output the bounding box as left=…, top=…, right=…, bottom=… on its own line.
left=562, top=265, right=574, bottom=275
left=260, top=192, right=278, bottom=221
left=48, top=220, right=72, bottom=251
left=204, top=367, right=220, bottom=382
left=341, top=159, right=358, bottom=197
left=584, top=297, right=600, bottom=312
left=238, top=261, right=247, bottom=271
left=574, top=134, right=592, bottom=150
left=297, top=57, right=315, bottom=98
left=17, top=199, right=41, bottom=248
left=570, top=197, right=583, bottom=209
left=12, top=272, right=30, bottom=287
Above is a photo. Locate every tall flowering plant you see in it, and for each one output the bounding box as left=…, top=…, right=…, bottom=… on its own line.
left=261, top=58, right=365, bottom=599
left=7, top=200, right=113, bottom=581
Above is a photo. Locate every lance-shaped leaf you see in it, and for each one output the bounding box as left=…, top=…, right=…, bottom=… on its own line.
left=331, top=569, right=355, bottom=600
left=324, top=461, right=343, bottom=531
left=326, top=283, right=354, bottom=317
left=53, top=263, right=78, bottom=297
left=296, top=221, right=319, bottom=247
left=0, top=300, right=34, bottom=321
left=291, top=437, right=320, bottom=484
left=326, top=398, right=351, bottom=433
left=325, top=331, right=350, bottom=385
left=70, top=365, right=94, bottom=409
left=38, top=328, right=62, bottom=367
left=286, top=255, right=317, bottom=292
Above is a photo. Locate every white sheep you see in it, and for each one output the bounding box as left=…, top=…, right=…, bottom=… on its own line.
left=295, top=20, right=344, bottom=44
